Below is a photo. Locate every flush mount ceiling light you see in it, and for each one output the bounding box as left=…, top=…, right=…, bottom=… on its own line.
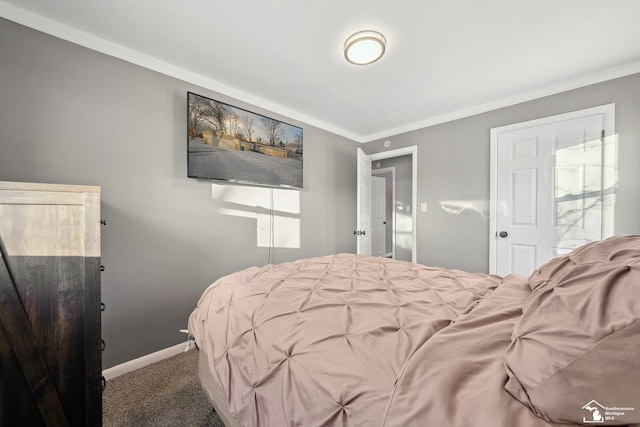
left=344, top=30, right=386, bottom=65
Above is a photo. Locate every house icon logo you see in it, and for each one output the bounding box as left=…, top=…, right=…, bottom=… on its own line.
left=583, top=400, right=605, bottom=424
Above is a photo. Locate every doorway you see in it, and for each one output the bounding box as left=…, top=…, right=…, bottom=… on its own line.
left=489, top=104, right=616, bottom=276
left=357, top=146, right=418, bottom=262
left=371, top=168, right=394, bottom=258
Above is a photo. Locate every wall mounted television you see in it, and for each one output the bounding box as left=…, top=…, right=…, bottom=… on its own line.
left=187, top=92, right=303, bottom=189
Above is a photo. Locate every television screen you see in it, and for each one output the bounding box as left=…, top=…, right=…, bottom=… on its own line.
left=187, top=92, right=303, bottom=188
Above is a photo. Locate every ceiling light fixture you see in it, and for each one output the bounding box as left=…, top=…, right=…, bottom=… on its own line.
left=344, top=30, right=386, bottom=65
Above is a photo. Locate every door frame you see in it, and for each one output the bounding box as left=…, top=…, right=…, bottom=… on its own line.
left=360, top=146, right=418, bottom=263
left=372, top=166, right=396, bottom=259
left=488, top=104, right=615, bottom=274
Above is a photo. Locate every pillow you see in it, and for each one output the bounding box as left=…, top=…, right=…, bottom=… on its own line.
left=503, top=236, right=640, bottom=424
left=527, top=235, right=640, bottom=290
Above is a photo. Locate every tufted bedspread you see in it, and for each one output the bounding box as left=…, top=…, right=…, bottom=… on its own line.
left=189, top=238, right=640, bottom=427
left=189, top=253, right=514, bottom=426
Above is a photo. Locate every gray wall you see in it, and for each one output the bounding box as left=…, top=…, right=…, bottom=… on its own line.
left=364, top=73, right=640, bottom=273
left=0, top=18, right=358, bottom=368
left=3, top=16, right=640, bottom=367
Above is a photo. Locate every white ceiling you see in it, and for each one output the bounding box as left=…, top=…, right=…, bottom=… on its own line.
left=2, top=0, right=640, bottom=142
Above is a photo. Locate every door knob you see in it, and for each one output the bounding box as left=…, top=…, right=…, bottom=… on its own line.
left=498, top=231, right=508, bottom=238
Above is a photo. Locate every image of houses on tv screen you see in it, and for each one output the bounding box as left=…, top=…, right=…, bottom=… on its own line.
left=187, top=92, right=303, bottom=188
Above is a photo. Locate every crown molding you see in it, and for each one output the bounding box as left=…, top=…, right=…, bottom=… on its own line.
left=0, top=2, right=361, bottom=142
left=3, top=1, right=639, bottom=145
left=360, top=59, right=640, bottom=143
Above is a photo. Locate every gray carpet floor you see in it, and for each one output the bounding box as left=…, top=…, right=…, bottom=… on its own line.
left=103, top=348, right=225, bottom=427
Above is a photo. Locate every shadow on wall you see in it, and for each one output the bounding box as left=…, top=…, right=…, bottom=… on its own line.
left=99, top=201, right=215, bottom=368
left=211, top=183, right=301, bottom=249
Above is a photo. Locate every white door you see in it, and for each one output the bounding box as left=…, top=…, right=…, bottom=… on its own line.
left=356, top=148, right=371, bottom=255
left=490, top=105, right=615, bottom=277
left=371, top=176, right=386, bottom=257
left=357, top=146, right=418, bottom=263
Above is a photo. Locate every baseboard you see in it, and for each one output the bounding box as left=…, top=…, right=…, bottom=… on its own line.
left=102, top=342, right=187, bottom=380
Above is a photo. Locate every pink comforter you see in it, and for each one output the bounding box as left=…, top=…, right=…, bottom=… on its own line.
left=382, top=274, right=554, bottom=427
left=190, top=237, right=640, bottom=427
left=188, top=253, right=519, bottom=426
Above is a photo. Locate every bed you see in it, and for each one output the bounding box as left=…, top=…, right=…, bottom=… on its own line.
left=188, top=235, right=640, bottom=426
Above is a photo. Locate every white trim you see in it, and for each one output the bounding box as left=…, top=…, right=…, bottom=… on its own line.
left=1, top=2, right=638, bottom=144
left=367, top=146, right=418, bottom=263
left=0, top=2, right=360, bottom=143
left=361, top=63, right=639, bottom=142
left=102, top=343, right=185, bottom=380
left=488, top=104, right=615, bottom=274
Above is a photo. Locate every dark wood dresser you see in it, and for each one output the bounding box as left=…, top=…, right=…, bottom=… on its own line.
left=0, top=181, right=101, bottom=426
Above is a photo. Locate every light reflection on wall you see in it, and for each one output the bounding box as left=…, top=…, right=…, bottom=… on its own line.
left=395, top=202, right=413, bottom=256
left=211, top=183, right=300, bottom=248
left=440, top=200, right=490, bottom=220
